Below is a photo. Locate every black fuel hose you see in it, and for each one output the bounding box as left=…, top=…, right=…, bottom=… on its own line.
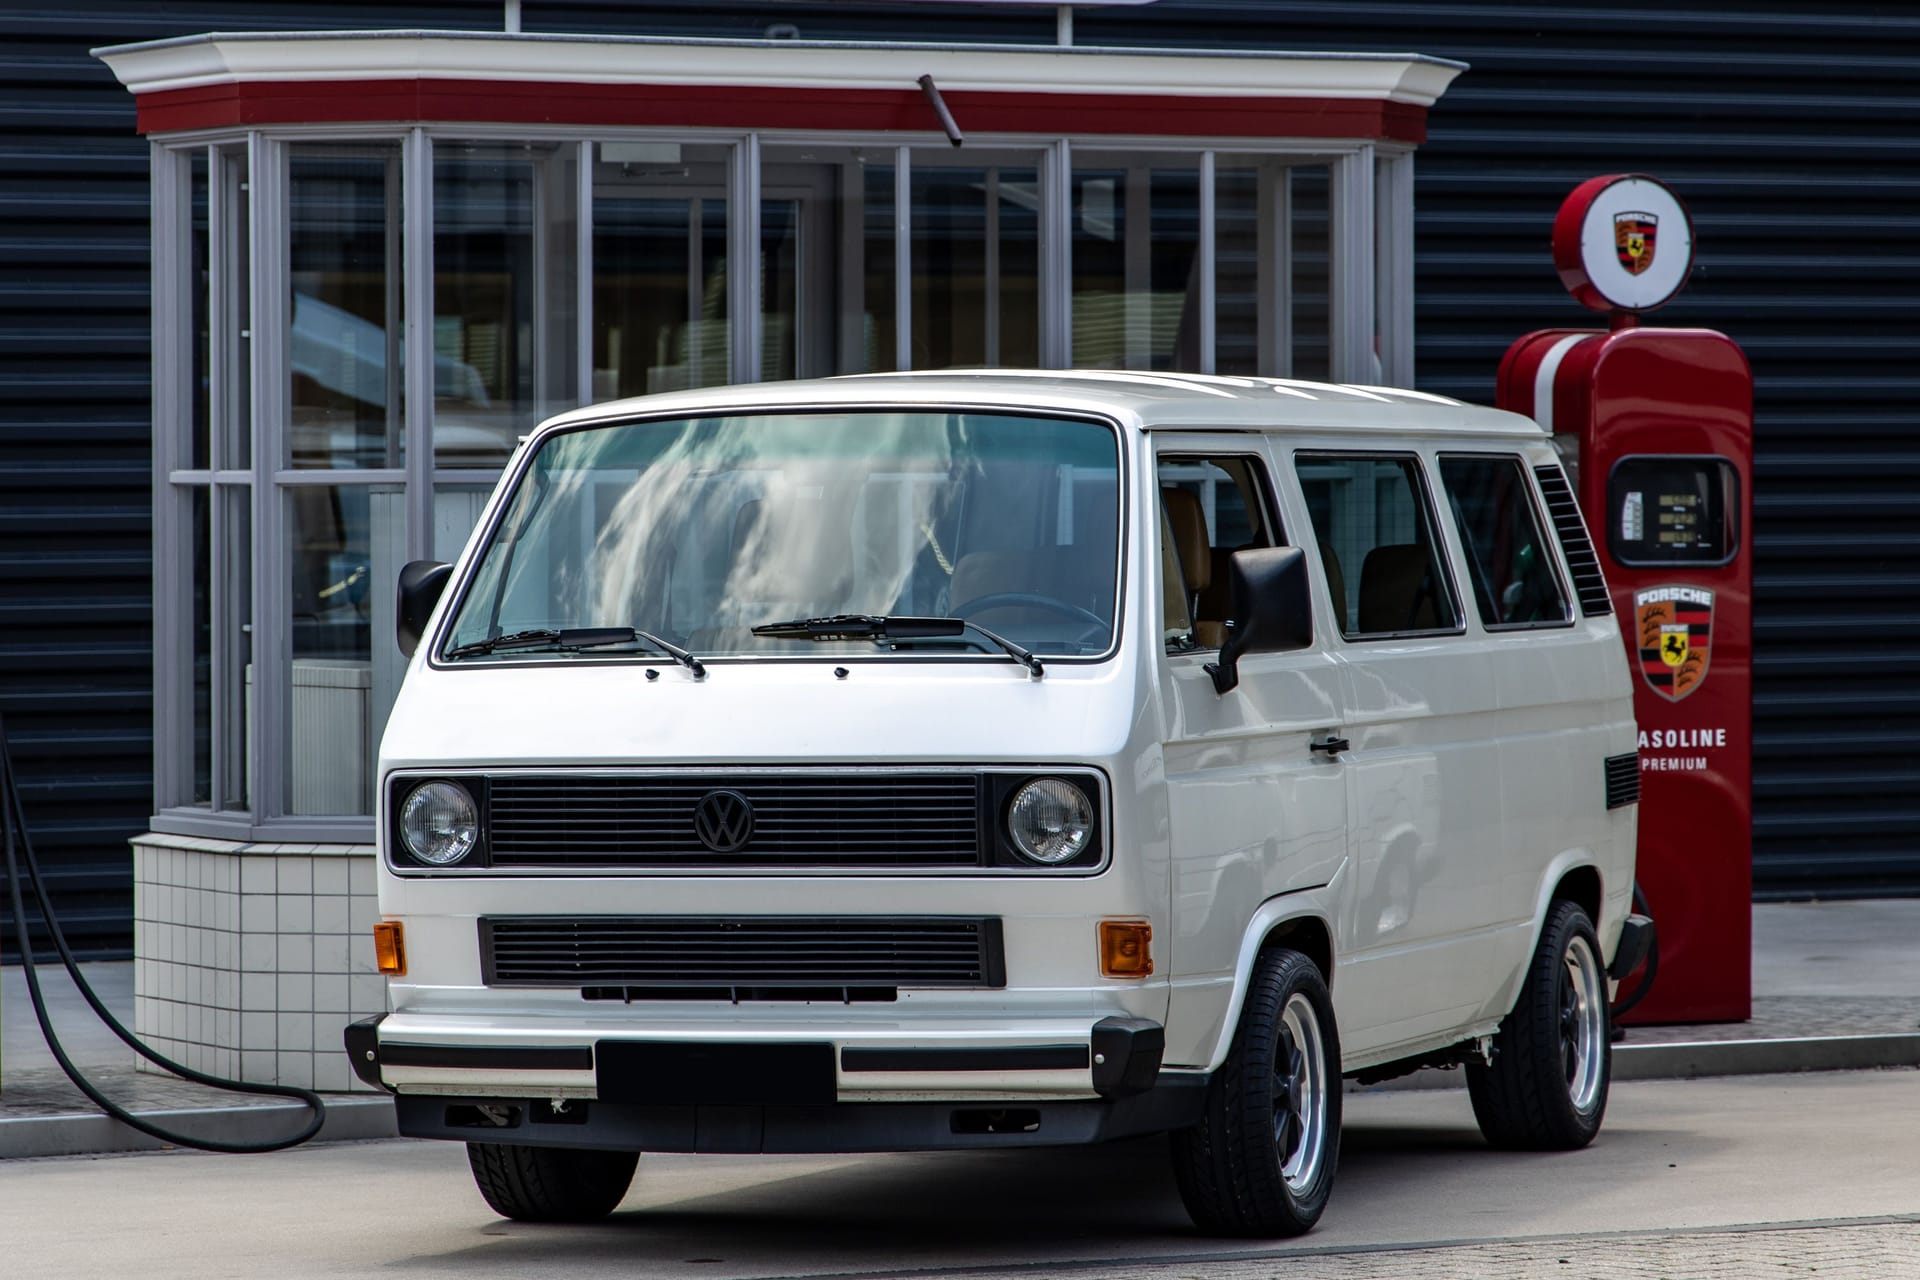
left=1, top=711, right=325, bottom=1152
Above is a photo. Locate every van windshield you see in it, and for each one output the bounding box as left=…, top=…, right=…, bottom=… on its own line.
left=440, top=410, right=1122, bottom=662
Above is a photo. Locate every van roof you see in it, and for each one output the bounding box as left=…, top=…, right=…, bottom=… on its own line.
left=541, top=369, right=1545, bottom=439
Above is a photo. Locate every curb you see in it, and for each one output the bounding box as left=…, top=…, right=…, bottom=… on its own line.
left=1351, top=1032, right=1920, bottom=1093
left=1613, top=1033, right=1920, bottom=1081
left=0, top=1094, right=395, bottom=1161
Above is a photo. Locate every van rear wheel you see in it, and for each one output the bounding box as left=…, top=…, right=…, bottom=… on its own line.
left=1467, top=898, right=1611, bottom=1150
left=1172, top=947, right=1341, bottom=1237
left=467, top=1141, right=638, bottom=1222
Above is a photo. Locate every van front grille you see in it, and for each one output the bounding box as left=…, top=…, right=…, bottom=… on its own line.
left=480, top=915, right=1006, bottom=990
left=486, top=773, right=983, bottom=869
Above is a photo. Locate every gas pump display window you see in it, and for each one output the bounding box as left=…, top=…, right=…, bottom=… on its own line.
left=1607, top=456, right=1739, bottom=566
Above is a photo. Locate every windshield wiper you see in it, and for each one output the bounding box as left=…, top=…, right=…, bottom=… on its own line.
left=445, top=626, right=706, bottom=678
left=750, top=613, right=1044, bottom=678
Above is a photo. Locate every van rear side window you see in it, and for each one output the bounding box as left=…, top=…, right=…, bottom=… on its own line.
left=1438, top=454, right=1574, bottom=629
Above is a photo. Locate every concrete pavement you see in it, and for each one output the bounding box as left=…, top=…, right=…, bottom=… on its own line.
left=2, top=1070, right=1918, bottom=1278
left=4, top=899, right=1919, bottom=1158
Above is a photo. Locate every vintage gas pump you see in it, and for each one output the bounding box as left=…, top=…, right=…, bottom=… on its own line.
left=1498, top=175, right=1754, bottom=1024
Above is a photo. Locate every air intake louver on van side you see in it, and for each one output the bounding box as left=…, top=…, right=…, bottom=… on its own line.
left=1534, top=465, right=1615, bottom=618
left=1604, top=752, right=1641, bottom=810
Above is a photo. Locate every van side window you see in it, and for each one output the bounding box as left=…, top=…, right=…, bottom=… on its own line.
left=1437, top=455, right=1574, bottom=629
left=1158, top=456, right=1283, bottom=652
left=1295, top=453, right=1461, bottom=639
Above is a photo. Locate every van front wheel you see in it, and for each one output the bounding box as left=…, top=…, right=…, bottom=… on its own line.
left=1172, top=947, right=1341, bottom=1237
left=467, top=1141, right=639, bottom=1222
left=1467, top=898, right=1611, bottom=1150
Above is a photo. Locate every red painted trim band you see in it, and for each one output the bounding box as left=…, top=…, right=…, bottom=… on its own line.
left=135, top=78, right=1428, bottom=144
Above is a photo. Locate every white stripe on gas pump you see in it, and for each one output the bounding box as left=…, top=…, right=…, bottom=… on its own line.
left=1531, top=333, right=1591, bottom=435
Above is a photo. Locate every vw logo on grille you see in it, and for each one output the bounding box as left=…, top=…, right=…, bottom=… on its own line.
left=692, top=789, right=755, bottom=853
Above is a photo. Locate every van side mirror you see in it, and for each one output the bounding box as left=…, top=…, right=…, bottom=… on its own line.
left=396, top=560, right=453, bottom=658
left=1205, top=546, right=1313, bottom=695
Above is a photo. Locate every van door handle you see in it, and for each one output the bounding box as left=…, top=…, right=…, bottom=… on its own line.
left=1310, top=735, right=1350, bottom=757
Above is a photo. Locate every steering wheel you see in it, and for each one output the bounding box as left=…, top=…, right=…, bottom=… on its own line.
left=953, top=592, right=1112, bottom=650
left=954, top=592, right=1108, bottom=628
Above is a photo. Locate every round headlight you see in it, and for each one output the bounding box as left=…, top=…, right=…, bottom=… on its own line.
left=1007, top=778, right=1094, bottom=865
left=400, top=781, right=479, bottom=866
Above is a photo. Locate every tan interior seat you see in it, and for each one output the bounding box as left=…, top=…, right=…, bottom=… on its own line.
left=1357, top=543, right=1440, bottom=634
left=1161, top=488, right=1226, bottom=648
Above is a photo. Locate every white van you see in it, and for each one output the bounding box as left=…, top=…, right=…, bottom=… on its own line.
left=349, top=371, right=1648, bottom=1237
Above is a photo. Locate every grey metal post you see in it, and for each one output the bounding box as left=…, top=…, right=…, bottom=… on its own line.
left=730, top=135, right=762, bottom=384
left=1330, top=147, right=1376, bottom=385
left=150, top=143, right=191, bottom=812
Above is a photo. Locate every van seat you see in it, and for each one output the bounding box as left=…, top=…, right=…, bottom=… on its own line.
left=1160, top=488, right=1226, bottom=647
left=1358, top=544, right=1440, bottom=633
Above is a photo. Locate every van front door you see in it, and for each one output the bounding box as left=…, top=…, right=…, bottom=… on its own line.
left=1152, top=443, right=1348, bottom=1068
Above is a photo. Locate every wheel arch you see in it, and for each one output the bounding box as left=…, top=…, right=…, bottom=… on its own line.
left=1476, top=851, right=1606, bottom=1025
left=1260, top=915, right=1334, bottom=990
left=1199, top=873, right=1344, bottom=1074
left=1551, top=863, right=1602, bottom=926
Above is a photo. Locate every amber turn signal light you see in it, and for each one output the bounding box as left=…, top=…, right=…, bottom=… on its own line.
left=1099, top=920, right=1153, bottom=978
left=372, top=921, right=407, bottom=976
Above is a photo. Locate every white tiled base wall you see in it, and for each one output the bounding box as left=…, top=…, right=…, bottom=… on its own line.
left=131, top=833, right=386, bottom=1092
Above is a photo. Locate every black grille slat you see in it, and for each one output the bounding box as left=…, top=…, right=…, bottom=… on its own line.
left=482, top=916, right=1004, bottom=989
left=1535, top=465, right=1615, bottom=619
left=485, top=773, right=984, bottom=869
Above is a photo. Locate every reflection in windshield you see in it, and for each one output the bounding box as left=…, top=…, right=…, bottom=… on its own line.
left=443, top=411, right=1120, bottom=660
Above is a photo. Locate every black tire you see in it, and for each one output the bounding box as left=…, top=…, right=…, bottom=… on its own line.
left=1171, top=947, right=1341, bottom=1238
left=466, top=1142, right=639, bottom=1222
left=1467, top=898, right=1611, bottom=1151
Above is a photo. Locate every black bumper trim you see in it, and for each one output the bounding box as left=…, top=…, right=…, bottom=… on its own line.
left=1608, top=912, right=1658, bottom=980
left=344, top=1014, right=390, bottom=1092
left=840, top=1045, right=1089, bottom=1073
left=395, top=1074, right=1210, bottom=1153
left=381, top=1042, right=595, bottom=1072
left=1090, top=1016, right=1165, bottom=1097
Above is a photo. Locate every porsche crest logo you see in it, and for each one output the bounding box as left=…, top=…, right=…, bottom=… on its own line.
left=1635, top=585, right=1712, bottom=702
left=1615, top=211, right=1659, bottom=276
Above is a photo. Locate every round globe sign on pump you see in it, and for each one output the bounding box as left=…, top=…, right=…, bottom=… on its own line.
left=1552, top=174, right=1695, bottom=314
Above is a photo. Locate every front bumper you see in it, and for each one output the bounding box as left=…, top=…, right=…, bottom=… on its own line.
left=347, top=1013, right=1189, bottom=1151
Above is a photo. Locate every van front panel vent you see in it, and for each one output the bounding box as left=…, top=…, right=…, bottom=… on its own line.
left=480, top=915, right=1006, bottom=989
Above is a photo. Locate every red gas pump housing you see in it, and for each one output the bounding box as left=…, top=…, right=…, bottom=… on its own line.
left=1497, top=177, right=1754, bottom=1024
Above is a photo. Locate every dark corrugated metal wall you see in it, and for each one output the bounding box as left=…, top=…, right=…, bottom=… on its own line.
left=0, top=3, right=498, bottom=959
left=4, top=3, right=1913, bottom=957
